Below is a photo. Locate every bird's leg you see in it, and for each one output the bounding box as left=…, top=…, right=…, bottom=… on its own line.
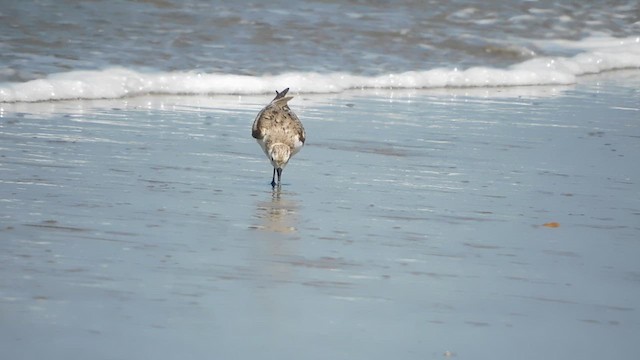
left=271, top=168, right=277, bottom=187
left=276, top=168, right=282, bottom=185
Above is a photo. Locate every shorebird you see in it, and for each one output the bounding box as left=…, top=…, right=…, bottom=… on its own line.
left=252, top=88, right=306, bottom=187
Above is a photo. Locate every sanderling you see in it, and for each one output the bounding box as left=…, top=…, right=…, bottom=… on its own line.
left=252, top=88, right=306, bottom=187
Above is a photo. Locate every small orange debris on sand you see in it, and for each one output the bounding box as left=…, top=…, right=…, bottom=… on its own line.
left=542, top=222, right=560, bottom=228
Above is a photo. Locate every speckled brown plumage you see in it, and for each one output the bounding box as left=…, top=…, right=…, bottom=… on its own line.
left=252, top=88, right=305, bottom=186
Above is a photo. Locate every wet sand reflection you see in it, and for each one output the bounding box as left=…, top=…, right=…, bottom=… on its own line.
left=252, top=187, right=300, bottom=234
left=249, top=188, right=302, bottom=286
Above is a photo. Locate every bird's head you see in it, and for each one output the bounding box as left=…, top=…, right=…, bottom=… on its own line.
left=269, top=143, right=291, bottom=170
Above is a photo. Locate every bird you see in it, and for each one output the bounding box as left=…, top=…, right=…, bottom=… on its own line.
left=252, top=88, right=306, bottom=187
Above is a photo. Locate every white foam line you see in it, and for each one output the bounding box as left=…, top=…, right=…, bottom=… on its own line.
left=1, top=36, right=638, bottom=103
left=611, top=106, right=639, bottom=111
left=0, top=180, right=62, bottom=187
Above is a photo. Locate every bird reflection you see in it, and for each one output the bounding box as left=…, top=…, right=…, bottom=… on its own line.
left=250, top=187, right=302, bottom=315
left=253, top=187, right=299, bottom=234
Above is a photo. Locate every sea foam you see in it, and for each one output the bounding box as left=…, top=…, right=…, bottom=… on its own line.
left=1, top=36, right=638, bottom=103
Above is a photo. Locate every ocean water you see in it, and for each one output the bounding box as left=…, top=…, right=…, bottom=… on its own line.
left=1, top=2, right=640, bottom=360
left=1, top=0, right=639, bottom=101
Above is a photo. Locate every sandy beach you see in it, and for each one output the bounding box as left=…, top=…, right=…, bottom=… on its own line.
left=1, top=70, right=639, bottom=359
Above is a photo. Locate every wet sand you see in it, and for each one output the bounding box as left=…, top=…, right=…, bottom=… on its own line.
left=1, top=71, right=639, bottom=359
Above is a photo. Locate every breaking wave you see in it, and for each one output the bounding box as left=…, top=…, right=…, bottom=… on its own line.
left=1, top=36, right=638, bottom=102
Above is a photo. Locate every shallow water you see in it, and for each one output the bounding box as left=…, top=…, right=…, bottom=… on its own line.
left=2, top=1, right=640, bottom=102
left=1, top=0, right=639, bottom=82
left=1, top=71, right=639, bottom=359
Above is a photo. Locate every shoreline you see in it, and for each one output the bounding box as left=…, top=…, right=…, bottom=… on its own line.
left=1, top=71, right=639, bottom=360
left=0, top=68, right=637, bottom=110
